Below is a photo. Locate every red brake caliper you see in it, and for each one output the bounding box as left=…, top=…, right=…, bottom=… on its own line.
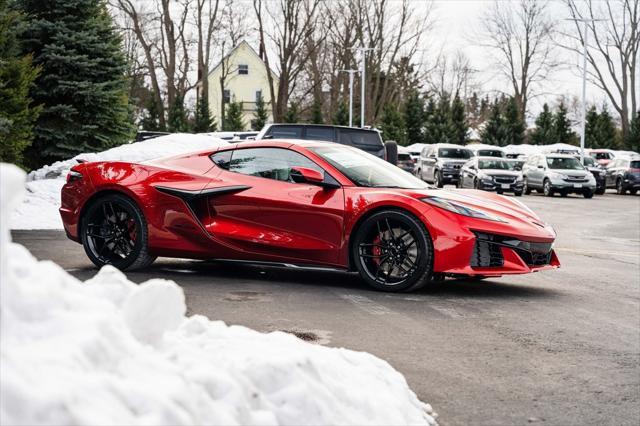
left=372, top=235, right=382, bottom=266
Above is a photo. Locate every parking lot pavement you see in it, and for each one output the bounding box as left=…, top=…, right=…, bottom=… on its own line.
left=11, top=191, right=640, bottom=426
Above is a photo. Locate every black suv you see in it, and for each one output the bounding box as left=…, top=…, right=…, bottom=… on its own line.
left=580, top=155, right=606, bottom=195
left=255, top=123, right=393, bottom=162
left=605, top=156, right=640, bottom=194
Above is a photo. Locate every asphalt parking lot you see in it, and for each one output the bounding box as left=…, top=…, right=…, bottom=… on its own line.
left=12, top=190, right=640, bottom=426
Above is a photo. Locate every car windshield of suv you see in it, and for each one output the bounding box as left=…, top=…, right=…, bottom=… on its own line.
left=478, top=159, right=515, bottom=170
left=592, top=152, right=611, bottom=160
left=477, top=149, right=504, bottom=158
left=439, top=148, right=473, bottom=159
left=309, top=146, right=429, bottom=189
left=547, top=157, right=584, bottom=170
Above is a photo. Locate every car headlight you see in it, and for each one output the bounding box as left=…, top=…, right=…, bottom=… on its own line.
left=516, top=175, right=523, bottom=182
left=549, top=172, right=567, bottom=180
left=421, top=196, right=507, bottom=222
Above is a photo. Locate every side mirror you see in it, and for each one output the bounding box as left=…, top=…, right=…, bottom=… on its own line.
left=290, top=167, right=339, bottom=189
left=537, top=165, right=545, bottom=169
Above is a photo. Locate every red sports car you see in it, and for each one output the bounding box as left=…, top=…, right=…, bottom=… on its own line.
left=60, top=140, right=559, bottom=292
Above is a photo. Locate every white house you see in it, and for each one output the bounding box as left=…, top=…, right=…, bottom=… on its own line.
left=198, top=40, right=279, bottom=130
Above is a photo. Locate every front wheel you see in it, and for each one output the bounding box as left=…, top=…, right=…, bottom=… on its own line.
left=434, top=170, right=443, bottom=188
left=514, top=190, right=523, bottom=197
left=523, top=178, right=532, bottom=195
left=583, top=189, right=595, bottom=199
left=80, top=193, right=156, bottom=270
left=616, top=178, right=626, bottom=195
left=352, top=210, right=433, bottom=292
left=543, top=179, right=554, bottom=197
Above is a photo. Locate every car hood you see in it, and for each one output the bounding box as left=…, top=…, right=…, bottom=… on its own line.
left=549, top=169, right=590, bottom=178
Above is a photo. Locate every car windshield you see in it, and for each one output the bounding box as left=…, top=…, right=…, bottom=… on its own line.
left=439, top=148, right=473, bottom=159
left=582, top=156, right=596, bottom=166
left=547, top=157, right=584, bottom=170
left=509, top=160, right=525, bottom=171
left=398, top=153, right=411, bottom=161
left=477, top=149, right=504, bottom=158
left=478, top=159, right=515, bottom=170
left=309, top=146, right=430, bottom=189
left=592, top=152, right=611, bottom=160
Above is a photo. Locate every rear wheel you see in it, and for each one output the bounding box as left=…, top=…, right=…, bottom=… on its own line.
left=352, top=210, right=433, bottom=292
left=80, top=193, right=156, bottom=270
left=616, top=178, right=626, bottom=195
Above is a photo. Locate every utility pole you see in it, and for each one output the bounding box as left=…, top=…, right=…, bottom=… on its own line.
left=351, top=45, right=374, bottom=128
left=340, top=69, right=359, bottom=127
left=566, top=17, right=603, bottom=164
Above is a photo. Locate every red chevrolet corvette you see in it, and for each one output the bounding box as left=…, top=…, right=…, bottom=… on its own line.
left=60, top=140, right=559, bottom=292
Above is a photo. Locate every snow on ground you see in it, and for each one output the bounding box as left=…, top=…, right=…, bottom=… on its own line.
left=10, top=133, right=228, bottom=230
left=0, top=163, right=438, bottom=426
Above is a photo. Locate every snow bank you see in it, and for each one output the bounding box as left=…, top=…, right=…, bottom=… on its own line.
left=11, top=133, right=227, bottom=230
left=0, top=163, right=437, bottom=426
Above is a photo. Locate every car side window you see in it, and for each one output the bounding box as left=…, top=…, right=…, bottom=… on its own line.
left=305, top=126, right=335, bottom=142
left=268, top=125, right=303, bottom=139
left=211, top=150, right=232, bottom=169
left=228, top=148, right=323, bottom=183
left=538, top=157, right=547, bottom=168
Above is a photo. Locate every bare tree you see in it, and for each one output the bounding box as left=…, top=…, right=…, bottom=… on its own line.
left=478, top=0, right=557, bottom=120
left=194, top=0, right=220, bottom=104
left=562, top=0, right=639, bottom=139
left=428, top=51, right=479, bottom=101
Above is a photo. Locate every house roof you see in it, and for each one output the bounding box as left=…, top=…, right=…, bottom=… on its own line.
left=205, top=40, right=278, bottom=81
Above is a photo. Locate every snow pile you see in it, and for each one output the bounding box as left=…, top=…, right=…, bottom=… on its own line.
left=11, top=133, right=227, bottom=229
left=0, top=163, right=437, bottom=425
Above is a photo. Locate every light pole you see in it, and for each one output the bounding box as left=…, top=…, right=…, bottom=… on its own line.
left=352, top=45, right=374, bottom=128
left=566, top=17, right=603, bottom=164
left=340, top=69, right=359, bottom=127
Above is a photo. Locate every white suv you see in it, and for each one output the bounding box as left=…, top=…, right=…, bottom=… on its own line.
left=522, top=154, right=597, bottom=198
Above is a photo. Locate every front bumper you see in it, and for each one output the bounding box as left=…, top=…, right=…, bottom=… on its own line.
left=440, top=169, right=461, bottom=182
left=478, top=180, right=524, bottom=193
left=549, top=178, right=596, bottom=193
left=623, top=175, right=640, bottom=190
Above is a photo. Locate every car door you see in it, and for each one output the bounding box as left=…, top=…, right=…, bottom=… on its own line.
left=423, top=147, right=437, bottom=181
left=460, top=160, right=476, bottom=188
left=205, top=147, right=345, bottom=266
left=531, top=156, right=547, bottom=188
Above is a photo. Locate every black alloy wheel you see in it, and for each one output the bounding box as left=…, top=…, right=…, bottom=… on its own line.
left=81, top=193, right=156, bottom=270
left=352, top=210, right=433, bottom=292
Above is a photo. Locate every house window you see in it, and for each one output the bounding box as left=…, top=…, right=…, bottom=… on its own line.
left=238, top=64, right=249, bottom=75
left=255, top=90, right=262, bottom=102
left=223, top=89, right=231, bottom=104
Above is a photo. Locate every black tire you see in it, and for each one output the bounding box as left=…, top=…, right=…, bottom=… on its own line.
left=560, top=190, right=568, bottom=197
left=385, top=141, right=398, bottom=165
left=616, top=178, right=626, bottom=195
left=631, top=189, right=638, bottom=195
left=523, top=178, right=532, bottom=195
left=434, top=170, right=443, bottom=188
left=352, top=209, right=434, bottom=292
left=583, top=189, right=595, bottom=199
left=473, top=178, right=479, bottom=189
left=543, top=179, right=554, bottom=197
left=80, top=193, right=156, bottom=270
left=595, top=187, right=606, bottom=195
left=514, top=190, right=523, bottom=197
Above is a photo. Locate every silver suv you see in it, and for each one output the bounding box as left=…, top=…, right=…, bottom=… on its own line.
left=522, top=153, right=597, bottom=198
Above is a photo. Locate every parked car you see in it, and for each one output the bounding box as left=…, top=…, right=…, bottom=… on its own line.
left=507, top=158, right=526, bottom=171
left=255, top=123, right=395, bottom=163
left=605, top=156, right=640, bottom=195
left=207, top=131, right=259, bottom=142
left=417, top=144, right=474, bottom=187
left=522, top=153, right=597, bottom=198
left=458, top=157, right=524, bottom=196
left=467, top=144, right=506, bottom=158
left=588, top=149, right=616, bottom=167
left=135, top=131, right=170, bottom=142
left=396, top=150, right=415, bottom=174
left=579, top=155, right=606, bottom=195
left=405, top=143, right=428, bottom=163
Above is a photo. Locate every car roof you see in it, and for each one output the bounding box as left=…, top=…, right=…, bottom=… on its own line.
left=543, top=153, right=577, bottom=159
left=433, top=143, right=470, bottom=149
left=265, top=123, right=379, bottom=133
left=476, top=156, right=508, bottom=161
left=219, top=139, right=341, bottom=151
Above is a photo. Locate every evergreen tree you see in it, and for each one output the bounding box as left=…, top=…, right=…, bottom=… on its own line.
left=0, top=0, right=41, bottom=166
left=502, top=97, right=525, bottom=146
left=552, top=102, right=575, bottom=145
left=223, top=100, right=245, bottom=131
left=425, top=97, right=452, bottom=144
left=193, top=93, right=216, bottom=133
left=450, top=93, right=468, bottom=145
left=531, top=103, right=554, bottom=145
left=333, top=101, right=349, bottom=126
left=404, top=91, right=425, bottom=146
left=252, top=93, right=269, bottom=130
left=16, top=0, right=135, bottom=169
left=167, top=93, right=188, bottom=132
left=139, top=91, right=162, bottom=131
left=379, top=103, right=405, bottom=144
left=480, top=103, right=504, bottom=146
left=586, top=105, right=616, bottom=149
left=625, top=111, right=640, bottom=152
left=284, top=103, right=299, bottom=123
left=310, top=98, right=323, bottom=124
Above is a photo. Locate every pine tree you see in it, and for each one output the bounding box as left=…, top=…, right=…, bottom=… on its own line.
left=502, top=97, right=525, bottom=146
left=252, top=93, right=269, bottom=130
left=595, top=106, right=616, bottom=149
left=425, top=97, right=452, bottom=145
left=584, top=106, right=600, bottom=148
left=167, top=93, right=188, bottom=132
left=140, top=91, right=162, bottom=131
left=310, top=98, right=323, bottom=124
left=333, top=101, right=349, bottom=126
left=379, top=103, right=406, bottom=144
left=625, top=111, right=640, bottom=152
left=0, top=0, right=41, bottom=166
left=552, top=102, right=575, bottom=145
left=17, top=0, right=135, bottom=169
left=193, top=93, right=215, bottom=132
left=284, top=103, right=299, bottom=123
left=404, top=91, right=424, bottom=146
left=480, top=103, right=504, bottom=146
left=223, top=100, right=245, bottom=131
left=450, top=93, right=468, bottom=145
left=531, top=103, right=554, bottom=145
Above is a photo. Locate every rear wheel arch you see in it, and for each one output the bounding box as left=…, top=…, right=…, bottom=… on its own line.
left=78, top=189, right=144, bottom=234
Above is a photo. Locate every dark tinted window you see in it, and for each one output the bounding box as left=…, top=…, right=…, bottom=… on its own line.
left=582, top=156, right=596, bottom=166
left=228, top=148, right=321, bottom=182
left=478, top=159, right=515, bottom=170
left=211, top=150, right=232, bottom=169
left=338, top=129, right=383, bottom=148
left=631, top=160, right=640, bottom=169
left=398, top=153, right=411, bottom=161
left=438, top=148, right=473, bottom=159
left=477, top=149, right=504, bottom=158
left=305, top=127, right=335, bottom=142
left=269, top=125, right=303, bottom=139
left=593, top=152, right=612, bottom=160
